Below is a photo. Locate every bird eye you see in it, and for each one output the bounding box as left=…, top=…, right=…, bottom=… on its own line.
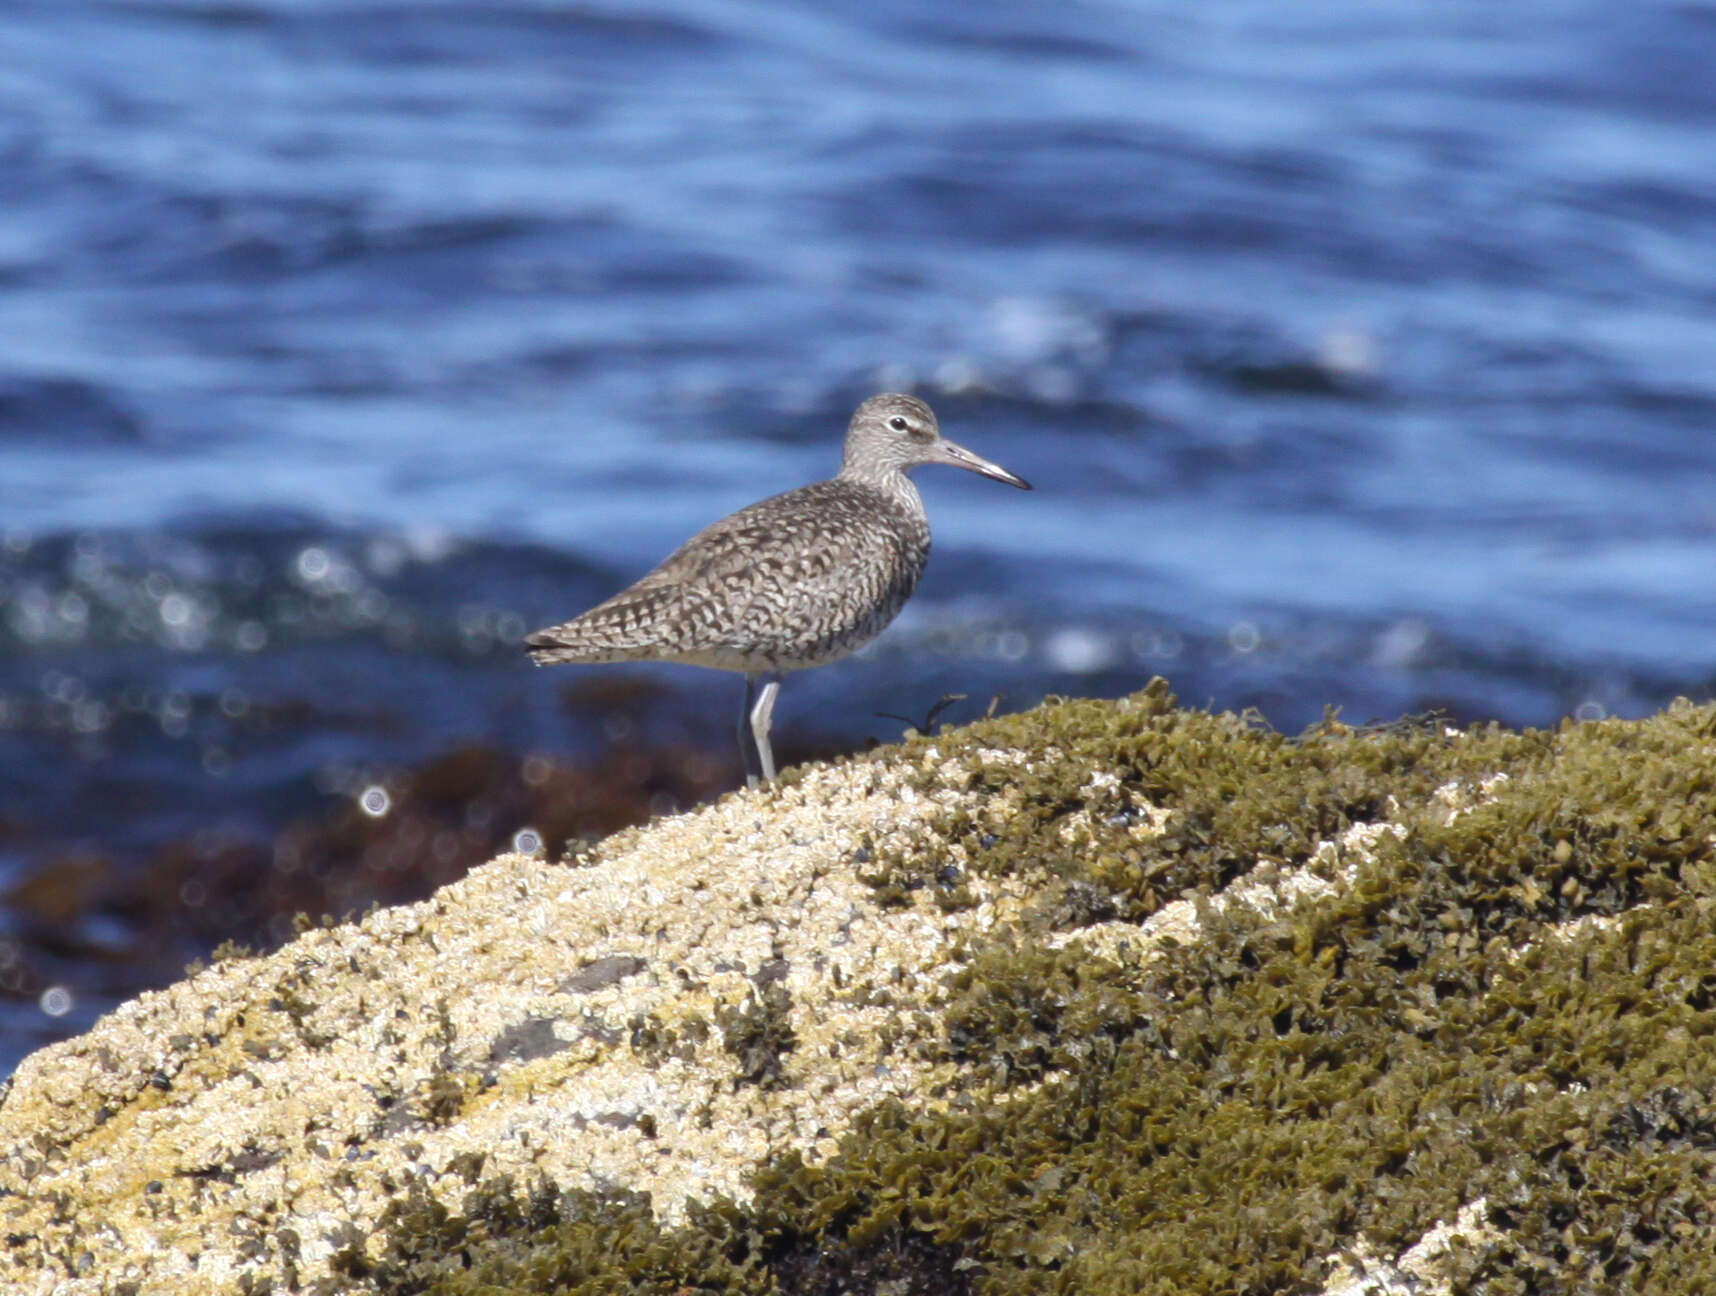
left=888, top=416, right=908, bottom=431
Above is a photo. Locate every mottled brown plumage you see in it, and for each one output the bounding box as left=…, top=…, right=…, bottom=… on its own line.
left=526, top=393, right=1030, bottom=784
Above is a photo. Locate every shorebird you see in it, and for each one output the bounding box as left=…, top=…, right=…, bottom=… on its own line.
left=525, top=393, right=1030, bottom=785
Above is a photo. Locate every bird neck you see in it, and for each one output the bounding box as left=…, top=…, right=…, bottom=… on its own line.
left=837, top=462, right=924, bottom=517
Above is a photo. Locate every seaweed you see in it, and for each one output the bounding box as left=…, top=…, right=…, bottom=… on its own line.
left=353, top=687, right=1716, bottom=1296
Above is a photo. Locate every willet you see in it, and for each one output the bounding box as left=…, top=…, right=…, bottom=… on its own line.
left=525, top=393, right=1031, bottom=785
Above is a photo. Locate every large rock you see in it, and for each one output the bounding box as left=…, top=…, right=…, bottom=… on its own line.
left=4, top=683, right=1715, bottom=1295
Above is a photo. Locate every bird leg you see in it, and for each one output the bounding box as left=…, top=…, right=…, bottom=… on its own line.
left=739, top=676, right=760, bottom=785
left=741, top=672, right=782, bottom=786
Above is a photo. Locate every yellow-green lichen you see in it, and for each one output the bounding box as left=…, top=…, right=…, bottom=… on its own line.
left=718, top=981, right=798, bottom=1091
left=349, top=687, right=1716, bottom=1296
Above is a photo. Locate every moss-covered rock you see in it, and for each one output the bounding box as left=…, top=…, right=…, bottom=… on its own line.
left=4, top=683, right=1714, bottom=1295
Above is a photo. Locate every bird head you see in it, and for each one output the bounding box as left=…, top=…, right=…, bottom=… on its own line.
left=841, top=393, right=1031, bottom=490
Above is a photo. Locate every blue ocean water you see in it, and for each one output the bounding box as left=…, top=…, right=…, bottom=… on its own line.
left=2, top=0, right=1714, bottom=1067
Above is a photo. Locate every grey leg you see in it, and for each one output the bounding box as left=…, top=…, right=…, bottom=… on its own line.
left=748, top=672, right=782, bottom=785
left=739, top=675, right=761, bottom=786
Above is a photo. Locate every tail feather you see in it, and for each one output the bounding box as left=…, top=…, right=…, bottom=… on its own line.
left=524, top=585, right=689, bottom=665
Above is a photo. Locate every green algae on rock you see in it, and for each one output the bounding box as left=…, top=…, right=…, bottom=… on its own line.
left=3, top=684, right=1714, bottom=1295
